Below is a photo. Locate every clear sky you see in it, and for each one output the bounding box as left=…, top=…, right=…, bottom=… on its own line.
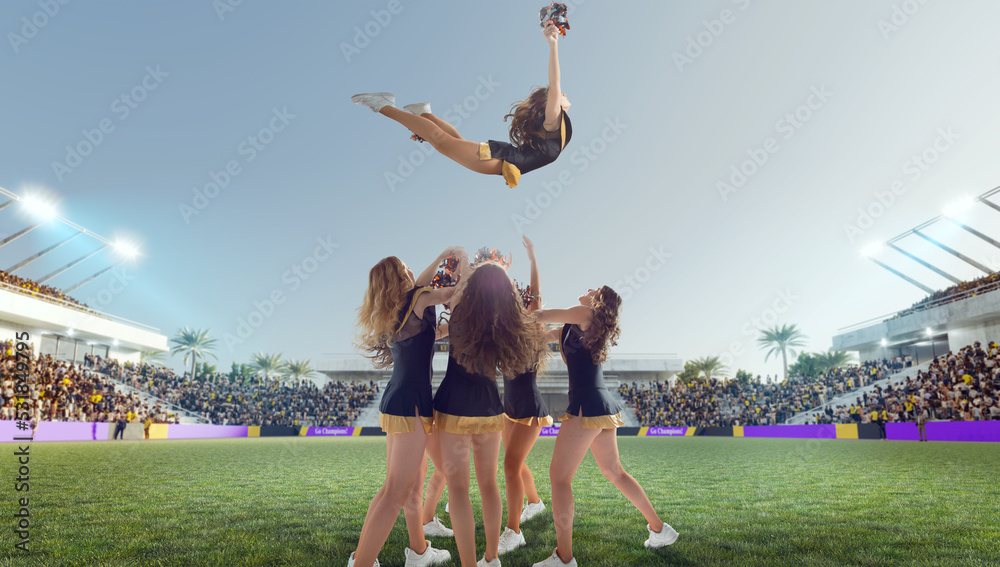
left=2, top=1, right=999, bottom=379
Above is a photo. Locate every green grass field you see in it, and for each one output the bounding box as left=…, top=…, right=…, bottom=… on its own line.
left=2, top=436, right=999, bottom=567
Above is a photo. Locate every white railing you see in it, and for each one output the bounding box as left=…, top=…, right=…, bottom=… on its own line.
left=839, top=280, right=1000, bottom=334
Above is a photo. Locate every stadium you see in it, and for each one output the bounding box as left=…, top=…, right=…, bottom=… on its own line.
left=3, top=3, right=1000, bottom=567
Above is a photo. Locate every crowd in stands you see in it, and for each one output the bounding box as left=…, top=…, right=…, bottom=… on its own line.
left=891, top=272, right=1000, bottom=320
left=89, top=355, right=378, bottom=427
left=0, top=270, right=87, bottom=309
left=620, top=361, right=894, bottom=427
left=818, top=340, right=1000, bottom=425
left=1, top=340, right=172, bottom=426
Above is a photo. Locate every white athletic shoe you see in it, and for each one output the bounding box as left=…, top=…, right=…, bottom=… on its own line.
left=477, top=556, right=501, bottom=567
left=351, top=92, right=396, bottom=113
left=403, top=102, right=432, bottom=115
left=445, top=501, right=450, bottom=515
left=532, top=549, right=576, bottom=567
left=423, top=515, right=454, bottom=538
left=347, top=551, right=380, bottom=566
left=520, top=499, right=546, bottom=523
left=497, top=527, right=526, bottom=555
left=644, top=522, right=679, bottom=548
left=404, top=541, right=451, bottom=566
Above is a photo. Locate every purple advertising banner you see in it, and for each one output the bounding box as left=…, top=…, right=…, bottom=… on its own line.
left=645, top=427, right=688, bottom=437
left=167, top=424, right=248, bottom=439
left=34, top=421, right=110, bottom=442
left=540, top=425, right=561, bottom=437
left=743, top=424, right=837, bottom=439
left=887, top=421, right=1000, bottom=442
left=307, top=427, right=355, bottom=436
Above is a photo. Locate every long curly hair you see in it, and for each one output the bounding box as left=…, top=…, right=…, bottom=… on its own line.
left=581, top=286, right=622, bottom=365
left=354, top=256, right=414, bottom=369
left=449, top=262, right=550, bottom=378
left=504, top=87, right=551, bottom=151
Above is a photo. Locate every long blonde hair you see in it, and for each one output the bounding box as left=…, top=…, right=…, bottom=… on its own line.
left=449, top=262, right=549, bottom=378
left=355, top=256, right=414, bottom=369
left=581, top=286, right=622, bottom=364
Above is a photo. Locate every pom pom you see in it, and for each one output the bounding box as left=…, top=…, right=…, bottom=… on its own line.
left=539, top=3, right=569, bottom=36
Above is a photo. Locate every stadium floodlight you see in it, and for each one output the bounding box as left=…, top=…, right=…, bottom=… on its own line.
left=860, top=242, right=884, bottom=258
left=113, top=240, right=139, bottom=259
left=926, top=327, right=933, bottom=336
left=67, top=328, right=75, bottom=336
left=20, top=194, right=57, bottom=221
left=881, top=338, right=887, bottom=347
left=112, top=339, right=119, bottom=347
left=942, top=195, right=975, bottom=219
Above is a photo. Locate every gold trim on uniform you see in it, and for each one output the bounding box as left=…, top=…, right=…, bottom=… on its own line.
left=433, top=410, right=505, bottom=434
left=478, top=142, right=492, bottom=160
left=379, top=412, right=433, bottom=435
left=558, top=412, right=625, bottom=429
left=504, top=414, right=554, bottom=427
left=501, top=162, right=521, bottom=188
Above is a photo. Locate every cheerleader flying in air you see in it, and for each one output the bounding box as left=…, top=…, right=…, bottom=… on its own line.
left=351, top=19, right=572, bottom=189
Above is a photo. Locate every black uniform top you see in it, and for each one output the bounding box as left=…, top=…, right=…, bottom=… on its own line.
left=434, top=352, right=504, bottom=418
left=487, top=111, right=572, bottom=176
left=378, top=287, right=435, bottom=418
left=503, top=368, right=549, bottom=420
left=561, top=323, right=622, bottom=418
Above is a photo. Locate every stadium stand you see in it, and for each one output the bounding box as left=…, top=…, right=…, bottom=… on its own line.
left=888, top=273, right=1000, bottom=321
left=0, top=269, right=88, bottom=309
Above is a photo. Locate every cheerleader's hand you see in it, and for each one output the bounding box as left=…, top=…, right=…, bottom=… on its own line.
left=522, top=235, right=536, bottom=260
left=543, top=21, right=559, bottom=45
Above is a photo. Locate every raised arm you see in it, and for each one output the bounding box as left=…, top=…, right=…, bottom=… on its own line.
left=446, top=250, right=473, bottom=310
left=542, top=22, right=563, bottom=131
left=416, top=246, right=463, bottom=287
left=523, top=235, right=541, bottom=312
left=533, top=305, right=592, bottom=327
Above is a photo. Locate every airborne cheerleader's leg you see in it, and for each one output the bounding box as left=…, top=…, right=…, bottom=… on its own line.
left=379, top=107, right=503, bottom=176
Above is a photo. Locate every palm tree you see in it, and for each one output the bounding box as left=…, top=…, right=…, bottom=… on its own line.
left=170, top=327, right=218, bottom=382
left=139, top=350, right=166, bottom=367
left=283, top=359, right=316, bottom=387
left=250, top=352, right=284, bottom=383
left=757, top=324, right=808, bottom=383
left=816, top=350, right=854, bottom=373
left=690, top=355, right=728, bottom=381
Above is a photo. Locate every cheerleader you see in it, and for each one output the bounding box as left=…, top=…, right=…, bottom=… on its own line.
left=351, top=22, right=571, bottom=188
left=348, top=247, right=466, bottom=567
left=497, top=235, right=557, bottom=555
left=530, top=287, right=678, bottom=567
left=433, top=261, right=550, bottom=567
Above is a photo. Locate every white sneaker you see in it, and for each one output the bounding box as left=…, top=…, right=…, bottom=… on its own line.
left=347, top=551, right=380, bottom=566
left=445, top=501, right=449, bottom=514
left=644, top=522, right=679, bottom=548
left=532, top=549, right=576, bottom=567
left=404, top=541, right=451, bottom=566
left=497, top=526, right=526, bottom=555
left=520, top=499, right=546, bottom=523
left=477, top=556, right=501, bottom=567
left=403, top=102, right=432, bottom=115
left=351, top=92, right=396, bottom=113
left=423, top=515, right=454, bottom=538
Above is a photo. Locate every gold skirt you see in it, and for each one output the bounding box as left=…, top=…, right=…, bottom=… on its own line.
left=478, top=142, right=521, bottom=188
left=558, top=412, right=625, bottom=430
left=379, top=412, right=433, bottom=435
left=433, top=410, right=505, bottom=434
left=504, top=413, right=555, bottom=427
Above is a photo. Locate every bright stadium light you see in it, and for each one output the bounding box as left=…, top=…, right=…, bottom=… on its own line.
left=113, top=240, right=139, bottom=259
left=942, top=195, right=974, bottom=219
left=861, top=242, right=884, bottom=258
left=20, top=194, right=57, bottom=220
left=926, top=327, right=933, bottom=336
left=881, top=338, right=887, bottom=347
left=66, top=328, right=75, bottom=336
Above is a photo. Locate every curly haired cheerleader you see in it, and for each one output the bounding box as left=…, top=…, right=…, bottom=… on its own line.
left=433, top=260, right=550, bottom=567
left=351, top=22, right=571, bottom=188
left=530, top=287, right=679, bottom=567
left=497, top=235, right=559, bottom=555
left=348, top=247, right=466, bottom=567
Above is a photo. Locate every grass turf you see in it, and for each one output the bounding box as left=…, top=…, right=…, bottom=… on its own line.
left=1, top=436, right=999, bottom=566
